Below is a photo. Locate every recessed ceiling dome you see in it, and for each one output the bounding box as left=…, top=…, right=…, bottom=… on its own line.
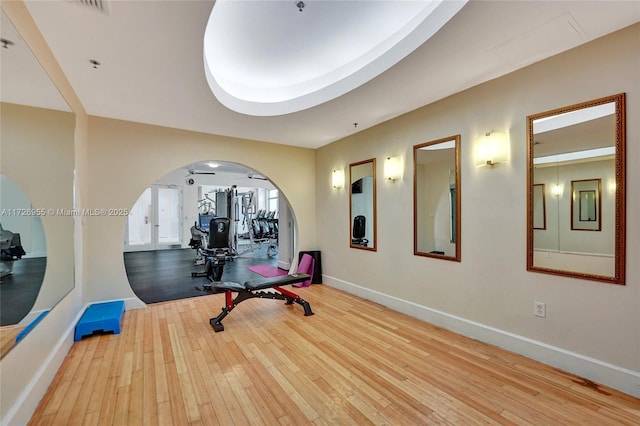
left=204, top=0, right=467, bottom=116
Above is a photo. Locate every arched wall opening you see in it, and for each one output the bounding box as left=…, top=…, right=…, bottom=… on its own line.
left=83, top=116, right=316, bottom=308
left=121, top=160, right=299, bottom=304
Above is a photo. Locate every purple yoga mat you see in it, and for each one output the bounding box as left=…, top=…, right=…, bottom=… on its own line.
left=246, top=264, right=288, bottom=278
left=293, top=254, right=314, bottom=287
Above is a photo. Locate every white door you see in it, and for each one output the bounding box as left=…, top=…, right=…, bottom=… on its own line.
left=124, top=185, right=182, bottom=252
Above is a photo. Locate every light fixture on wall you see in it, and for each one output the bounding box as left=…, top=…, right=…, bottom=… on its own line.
left=384, top=156, right=402, bottom=181
left=475, top=131, right=509, bottom=166
left=551, top=183, right=563, bottom=197
left=332, top=168, right=344, bottom=189
left=1, top=38, right=14, bottom=49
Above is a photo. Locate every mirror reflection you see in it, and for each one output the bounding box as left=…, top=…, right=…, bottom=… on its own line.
left=571, top=179, right=601, bottom=230
left=1, top=175, right=47, bottom=355
left=0, top=10, right=75, bottom=357
left=527, top=93, right=625, bottom=284
left=350, top=159, right=376, bottom=251
left=533, top=184, right=546, bottom=230
left=413, top=135, right=461, bottom=261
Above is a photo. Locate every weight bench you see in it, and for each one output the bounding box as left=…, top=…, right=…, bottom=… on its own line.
left=209, top=273, right=313, bottom=332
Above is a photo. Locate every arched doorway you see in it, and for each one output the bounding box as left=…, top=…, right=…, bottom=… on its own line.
left=123, top=161, right=296, bottom=304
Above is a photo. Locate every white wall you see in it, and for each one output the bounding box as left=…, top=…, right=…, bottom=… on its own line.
left=317, top=23, right=640, bottom=396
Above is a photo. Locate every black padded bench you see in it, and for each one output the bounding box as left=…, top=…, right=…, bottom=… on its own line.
left=209, top=273, right=313, bottom=332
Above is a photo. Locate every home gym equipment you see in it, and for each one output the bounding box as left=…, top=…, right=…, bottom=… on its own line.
left=189, top=222, right=206, bottom=265
left=191, top=217, right=232, bottom=287
left=250, top=210, right=278, bottom=256
left=0, top=223, right=26, bottom=279
left=208, top=273, right=313, bottom=332
left=233, top=191, right=278, bottom=257
left=351, top=215, right=369, bottom=247
left=189, top=213, right=216, bottom=266
left=196, top=187, right=280, bottom=258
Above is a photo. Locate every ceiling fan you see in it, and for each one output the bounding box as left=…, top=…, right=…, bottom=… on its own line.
left=184, top=164, right=217, bottom=185
left=186, top=167, right=216, bottom=176
left=185, top=163, right=216, bottom=176
left=234, top=172, right=268, bottom=181
left=247, top=172, right=267, bottom=181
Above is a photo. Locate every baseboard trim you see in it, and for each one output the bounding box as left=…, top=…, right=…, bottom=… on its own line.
left=1, top=310, right=80, bottom=426
left=323, top=275, right=640, bottom=398
left=277, top=260, right=291, bottom=271
left=1, top=297, right=145, bottom=426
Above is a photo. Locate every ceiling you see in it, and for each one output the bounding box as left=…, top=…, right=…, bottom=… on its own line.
left=3, top=1, right=640, bottom=149
left=203, top=0, right=466, bottom=116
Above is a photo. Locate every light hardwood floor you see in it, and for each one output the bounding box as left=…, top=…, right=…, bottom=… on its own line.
left=29, top=285, right=640, bottom=425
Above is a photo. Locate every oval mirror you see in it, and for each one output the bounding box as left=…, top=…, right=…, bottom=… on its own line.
left=527, top=93, right=625, bottom=284
left=413, top=135, right=461, bottom=261
left=349, top=159, right=376, bottom=251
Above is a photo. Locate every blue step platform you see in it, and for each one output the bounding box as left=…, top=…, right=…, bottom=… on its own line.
left=75, top=300, right=125, bottom=341
left=16, top=310, right=49, bottom=343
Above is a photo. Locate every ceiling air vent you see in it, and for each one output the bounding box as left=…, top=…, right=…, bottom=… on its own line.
left=74, top=0, right=109, bottom=14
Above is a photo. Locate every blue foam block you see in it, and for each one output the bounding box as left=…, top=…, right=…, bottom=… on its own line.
left=16, top=310, right=49, bottom=343
left=75, top=300, right=125, bottom=341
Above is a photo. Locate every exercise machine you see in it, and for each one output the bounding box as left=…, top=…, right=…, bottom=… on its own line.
left=1, top=223, right=26, bottom=279
left=189, top=220, right=206, bottom=266
left=351, top=215, right=369, bottom=247
left=208, top=273, right=313, bottom=332
left=191, top=217, right=232, bottom=288
left=249, top=210, right=278, bottom=257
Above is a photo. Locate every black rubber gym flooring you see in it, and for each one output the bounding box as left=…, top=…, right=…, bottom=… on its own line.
left=124, top=245, right=279, bottom=304
left=1, top=257, right=47, bottom=326
left=0, top=245, right=278, bottom=326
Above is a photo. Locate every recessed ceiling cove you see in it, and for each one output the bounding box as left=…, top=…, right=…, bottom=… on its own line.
left=204, top=0, right=467, bottom=116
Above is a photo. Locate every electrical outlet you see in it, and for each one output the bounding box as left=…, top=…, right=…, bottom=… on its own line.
left=534, top=301, right=546, bottom=318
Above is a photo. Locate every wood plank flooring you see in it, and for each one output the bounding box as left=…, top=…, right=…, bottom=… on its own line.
left=29, top=285, right=640, bottom=425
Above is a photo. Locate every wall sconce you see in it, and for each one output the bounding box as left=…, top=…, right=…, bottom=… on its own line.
left=332, top=169, right=344, bottom=189
left=551, top=184, right=563, bottom=197
left=475, top=131, right=509, bottom=166
left=384, top=156, right=402, bottom=181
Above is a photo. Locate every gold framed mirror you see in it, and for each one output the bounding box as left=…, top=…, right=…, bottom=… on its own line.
left=527, top=93, right=625, bottom=284
left=413, top=135, right=461, bottom=261
left=349, top=158, right=376, bottom=251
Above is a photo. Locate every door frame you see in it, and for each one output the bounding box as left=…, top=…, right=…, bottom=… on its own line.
left=124, top=184, right=183, bottom=252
